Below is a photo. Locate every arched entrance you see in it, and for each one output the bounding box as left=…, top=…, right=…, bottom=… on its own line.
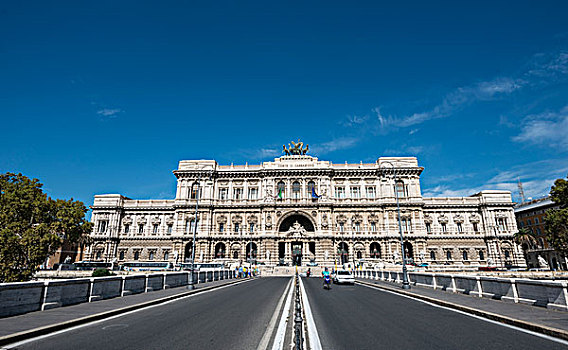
left=338, top=242, right=349, bottom=265
left=214, top=243, right=226, bottom=259
left=278, top=212, right=315, bottom=232
left=246, top=242, right=258, bottom=262
left=184, top=242, right=193, bottom=263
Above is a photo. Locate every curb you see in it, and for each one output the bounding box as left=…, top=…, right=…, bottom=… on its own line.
left=0, top=277, right=255, bottom=347
left=355, top=279, right=568, bottom=342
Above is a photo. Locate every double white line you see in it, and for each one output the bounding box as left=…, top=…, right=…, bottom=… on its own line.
left=258, top=277, right=322, bottom=350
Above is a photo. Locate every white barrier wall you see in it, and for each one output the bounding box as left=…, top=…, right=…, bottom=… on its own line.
left=0, top=269, right=236, bottom=318
left=356, top=270, right=568, bottom=311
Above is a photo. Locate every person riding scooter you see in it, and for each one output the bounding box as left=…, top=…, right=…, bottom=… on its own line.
left=322, top=267, right=331, bottom=289
left=306, top=268, right=311, bottom=277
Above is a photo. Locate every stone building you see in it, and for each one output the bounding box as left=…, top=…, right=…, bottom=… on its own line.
left=87, top=144, right=523, bottom=268
left=515, top=197, right=565, bottom=270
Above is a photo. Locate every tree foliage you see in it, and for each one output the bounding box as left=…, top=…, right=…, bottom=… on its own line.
left=0, top=173, right=93, bottom=282
left=545, top=175, right=568, bottom=256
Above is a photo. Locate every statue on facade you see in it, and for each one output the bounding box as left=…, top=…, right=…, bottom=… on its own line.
left=286, top=221, right=308, bottom=237
left=538, top=255, right=549, bottom=269
left=283, top=139, right=309, bottom=155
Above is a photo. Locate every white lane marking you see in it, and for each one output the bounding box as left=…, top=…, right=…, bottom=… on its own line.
left=2, top=279, right=254, bottom=349
left=271, top=277, right=294, bottom=350
left=257, top=278, right=293, bottom=350
left=298, top=277, right=322, bottom=350
left=358, top=282, right=568, bottom=346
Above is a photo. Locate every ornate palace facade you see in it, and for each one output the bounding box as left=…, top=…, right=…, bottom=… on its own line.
left=87, top=146, right=524, bottom=268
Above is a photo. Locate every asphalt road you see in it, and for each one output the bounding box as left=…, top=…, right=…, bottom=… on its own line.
left=11, top=277, right=291, bottom=350
left=302, top=277, right=567, bottom=350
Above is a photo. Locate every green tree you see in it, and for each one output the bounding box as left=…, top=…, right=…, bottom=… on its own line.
left=0, top=173, right=93, bottom=282
left=545, top=175, right=568, bottom=256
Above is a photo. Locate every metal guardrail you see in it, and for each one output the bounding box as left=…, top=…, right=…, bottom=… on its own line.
left=294, top=273, right=304, bottom=350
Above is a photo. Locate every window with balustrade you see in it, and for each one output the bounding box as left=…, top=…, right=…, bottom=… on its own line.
left=292, top=181, right=301, bottom=199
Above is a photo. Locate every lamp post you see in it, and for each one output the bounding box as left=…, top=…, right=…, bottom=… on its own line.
left=188, top=168, right=212, bottom=290
left=379, top=160, right=411, bottom=289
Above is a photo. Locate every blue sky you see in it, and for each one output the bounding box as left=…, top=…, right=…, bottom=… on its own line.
left=1, top=1, right=567, bottom=209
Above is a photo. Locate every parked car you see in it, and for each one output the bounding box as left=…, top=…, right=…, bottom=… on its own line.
left=333, top=270, right=355, bottom=285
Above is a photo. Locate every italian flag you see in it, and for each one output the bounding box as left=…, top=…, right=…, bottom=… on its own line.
left=278, top=188, right=283, bottom=199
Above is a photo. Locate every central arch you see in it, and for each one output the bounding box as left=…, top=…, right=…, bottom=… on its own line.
left=278, top=211, right=316, bottom=232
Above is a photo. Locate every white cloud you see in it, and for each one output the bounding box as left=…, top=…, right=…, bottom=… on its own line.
left=311, top=137, right=359, bottom=155
left=383, top=145, right=424, bottom=156
left=342, top=114, right=369, bottom=127
left=512, top=105, right=568, bottom=148
left=97, top=108, right=123, bottom=118
left=424, top=159, right=568, bottom=200
left=374, top=77, right=524, bottom=130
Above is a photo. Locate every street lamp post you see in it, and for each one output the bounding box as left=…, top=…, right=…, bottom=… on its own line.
left=379, top=160, right=411, bottom=289
left=188, top=169, right=211, bottom=290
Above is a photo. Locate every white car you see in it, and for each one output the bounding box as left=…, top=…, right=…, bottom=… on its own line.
left=333, top=270, right=355, bottom=285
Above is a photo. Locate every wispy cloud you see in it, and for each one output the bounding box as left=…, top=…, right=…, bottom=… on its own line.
left=512, top=105, right=568, bottom=148
left=341, top=114, right=369, bottom=127
left=423, top=159, right=568, bottom=200
left=371, top=50, right=568, bottom=132
left=97, top=108, right=123, bottom=118
left=311, top=137, right=359, bottom=155
left=383, top=145, right=424, bottom=155
left=375, top=77, right=524, bottom=130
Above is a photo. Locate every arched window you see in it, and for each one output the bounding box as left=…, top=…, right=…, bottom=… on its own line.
left=233, top=251, right=239, bottom=259
left=462, top=251, right=468, bottom=261
left=134, top=251, right=140, bottom=260
left=430, top=251, right=436, bottom=260
left=149, top=251, right=155, bottom=260
left=164, top=251, right=169, bottom=260
left=292, top=181, right=301, bottom=199
left=95, top=251, right=102, bottom=260
left=277, top=181, right=286, bottom=199
left=479, top=250, right=484, bottom=260
left=119, top=251, right=125, bottom=260
left=370, top=243, right=381, bottom=258
left=215, top=243, right=226, bottom=259
left=307, top=181, right=316, bottom=197
left=395, top=181, right=406, bottom=198
left=446, top=251, right=452, bottom=260
left=504, top=250, right=510, bottom=259
left=356, top=251, right=362, bottom=259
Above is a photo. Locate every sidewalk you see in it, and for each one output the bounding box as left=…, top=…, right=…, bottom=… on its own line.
left=0, top=277, right=249, bottom=343
left=356, top=278, right=568, bottom=339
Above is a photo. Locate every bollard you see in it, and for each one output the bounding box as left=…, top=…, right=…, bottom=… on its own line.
left=293, top=273, right=304, bottom=350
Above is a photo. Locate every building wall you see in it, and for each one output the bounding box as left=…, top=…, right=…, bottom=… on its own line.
left=87, top=155, right=524, bottom=268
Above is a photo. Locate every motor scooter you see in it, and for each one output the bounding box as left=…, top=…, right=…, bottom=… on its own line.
left=323, top=275, right=331, bottom=290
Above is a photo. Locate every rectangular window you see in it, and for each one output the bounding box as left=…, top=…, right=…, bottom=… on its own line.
left=457, top=222, right=463, bottom=233
left=234, top=223, right=240, bottom=233
left=426, top=223, right=431, bottom=233
left=366, top=187, right=376, bottom=199
left=98, top=221, right=108, bottom=233
left=124, top=224, right=130, bottom=234
left=370, top=222, right=376, bottom=232
left=138, top=224, right=144, bottom=234
left=339, top=222, right=344, bottom=232
left=497, top=218, right=506, bottom=231
left=441, top=223, right=447, bottom=233
left=473, top=223, right=478, bottom=232
left=167, top=224, right=172, bottom=234
left=233, top=188, right=243, bottom=200
left=219, top=223, right=224, bottom=233
left=401, top=218, right=411, bottom=232
left=335, top=187, right=345, bottom=199
left=153, top=224, right=159, bottom=234
left=250, top=223, right=255, bottom=233
left=350, top=187, right=360, bottom=198
left=248, top=188, right=258, bottom=200
left=190, top=219, right=196, bottom=232
left=219, top=188, right=228, bottom=200
left=354, top=222, right=360, bottom=232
